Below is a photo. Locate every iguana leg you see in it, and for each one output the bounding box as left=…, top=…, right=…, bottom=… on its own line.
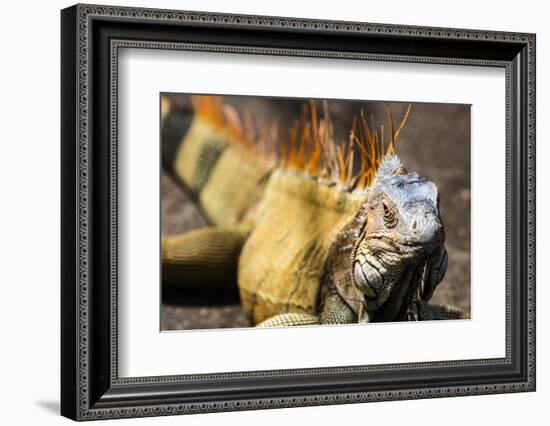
left=320, top=294, right=358, bottom=324
left=417, top=301, right=467, bottom=320
left=162, top=226, right=247, bottom=290
left=256, top=313, right=320, bottom=327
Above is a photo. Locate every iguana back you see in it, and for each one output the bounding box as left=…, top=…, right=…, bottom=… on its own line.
left=239, top=170, right=366, bottom=324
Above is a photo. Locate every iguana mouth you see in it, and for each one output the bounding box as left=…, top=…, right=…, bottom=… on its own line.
left=352, top=234, right=444, bottom=309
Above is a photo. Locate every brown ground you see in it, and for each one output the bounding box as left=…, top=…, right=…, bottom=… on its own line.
left=161, top=96, right=471, bottom=330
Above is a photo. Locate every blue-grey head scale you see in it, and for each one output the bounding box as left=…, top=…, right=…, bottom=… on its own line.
left=373, top=155, right=442, bottom=245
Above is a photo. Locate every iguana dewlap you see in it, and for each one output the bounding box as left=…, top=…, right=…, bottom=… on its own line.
left=161, top=96, right=465, bottom=327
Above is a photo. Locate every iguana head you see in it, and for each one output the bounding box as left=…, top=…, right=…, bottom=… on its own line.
left=352, top=155, right=448, bottom=319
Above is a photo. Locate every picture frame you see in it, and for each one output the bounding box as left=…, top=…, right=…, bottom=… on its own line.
left=60, top=3, right=536, bottom=421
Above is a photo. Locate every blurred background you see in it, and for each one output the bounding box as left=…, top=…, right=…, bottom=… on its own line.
left=161, top=94, right=471, bottom=330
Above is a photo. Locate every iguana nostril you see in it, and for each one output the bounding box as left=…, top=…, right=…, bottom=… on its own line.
left=411, top=220, right=417, bottom=231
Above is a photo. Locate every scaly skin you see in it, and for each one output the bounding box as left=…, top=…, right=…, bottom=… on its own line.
left=317, top=155, right=462, bottom=326
left=161, top=99, right=466, bottom=327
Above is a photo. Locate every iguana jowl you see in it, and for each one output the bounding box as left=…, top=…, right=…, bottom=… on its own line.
left=161, top=96, right=465, bottom=327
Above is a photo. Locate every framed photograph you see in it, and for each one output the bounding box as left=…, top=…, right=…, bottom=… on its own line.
left=61, top=4, right=536, bottom=421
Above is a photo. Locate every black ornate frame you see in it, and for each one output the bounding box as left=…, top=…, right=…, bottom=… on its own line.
left=61, top=3, right=536, bottom=421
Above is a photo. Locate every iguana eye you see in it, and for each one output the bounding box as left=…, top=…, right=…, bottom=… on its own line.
left=382, top=200, right=398, bottom=228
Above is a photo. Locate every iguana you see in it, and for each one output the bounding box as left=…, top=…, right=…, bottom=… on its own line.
left=161, top=95, right=465, bottom=327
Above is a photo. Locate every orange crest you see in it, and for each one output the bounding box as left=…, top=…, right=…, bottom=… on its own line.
left=191, top=95, right=412, bottom=189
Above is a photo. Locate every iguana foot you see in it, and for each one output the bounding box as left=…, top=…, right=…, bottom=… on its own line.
left=256, top=313, right=320, bottom=327
left=320, top=294, right=358, bottom=324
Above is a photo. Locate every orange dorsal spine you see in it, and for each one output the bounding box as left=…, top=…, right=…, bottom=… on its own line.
left=191, top=95, right=412, bottom=190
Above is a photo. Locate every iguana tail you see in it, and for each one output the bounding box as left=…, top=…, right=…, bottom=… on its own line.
left=161, top=95, right=267, bottom=293
left=162, top=226, right=248, bottom=290
left=161, top=95, right=270, bottom=228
